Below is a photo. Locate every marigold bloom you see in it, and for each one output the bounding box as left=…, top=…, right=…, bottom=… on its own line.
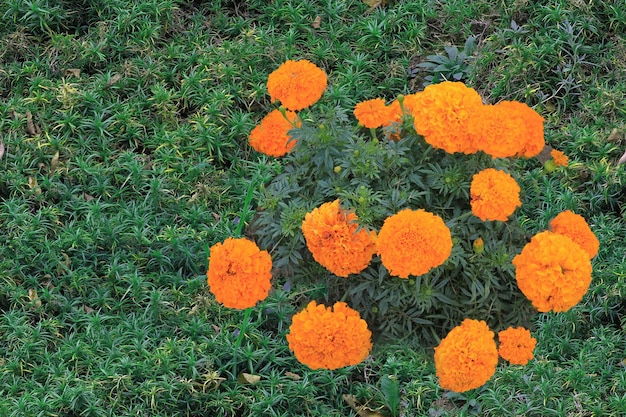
left=497, top=326, right=536, bottom=365
left=470, top=168, right=521, bottom=221
left=434, top=318, right=498, bottom=393
left=468, top=103, right=529, bottom=158
left=287, top=301, right=372, bottom=370
left=512, top=231, right=592, bottom=312
left=549, top=210, right=599, bottom=259
left=207, top=237, right=272, bottom=309
left=550, top=149, right=569, bottom=167
left=301, top=200, right=377, bottom=277
left=354, top=98, right=391, bottom=129
left=376, top=209, right=452, bottom=278
left=249, top=109, right=301, bottom=157
left=409, top=81, right=483, bottom=154
left=267, top=59, right=327, bottom=111
left=495, top=101, right=545, bottom=158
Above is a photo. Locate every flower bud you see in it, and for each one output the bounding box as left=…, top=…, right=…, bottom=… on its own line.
left=473, top=237, right=485, bottom=254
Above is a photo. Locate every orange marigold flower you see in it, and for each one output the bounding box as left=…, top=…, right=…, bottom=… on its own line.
left=497, top=326, right=536, bottom=365
left=468, top=103, right=529, bottom=158
left=512, top=231, right=592, bottom=312
left=376, top=209, right=452, bottom=278
left=434, top=318, right=498, bottom=393
left=249, top=109, right=301, bottom=157
left=409, top=81, right=483, bottom=154
left=267, top=59, right=327, bottom=111
left=301, top=200, right=377, bottom=277
left=549, top=210, right=599, bottom=259
left=470, top=168, right=521, bottom=221
left=286, top=300, right=372, bottom=370
left=207, top=237, right=272, bottom=309
left=550, top=149, right=569, bottom=167
left=354, top=98, right=391, bottom=129
left=495, top=101, right=545, bottom=158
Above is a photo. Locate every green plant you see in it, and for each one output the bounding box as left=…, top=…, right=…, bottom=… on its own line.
left=412, top=35, right=477, bottom=86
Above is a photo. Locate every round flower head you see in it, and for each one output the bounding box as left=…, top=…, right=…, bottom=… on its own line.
left=470, top=168, right=521, bottom=221
left=249, top=109, right=301, bottom=157
left=301, top=200, right=377, bottom=277
left=354, top=98, right=391, bottom=129
left=549, top=210, right=599, bottom=259
left=287, top=301, right=372, bottom=370
left=434, top=318, right=498, bottom=393
left=468, top=103, right=528, bottom=158
left=512, top=231, right=592, bottom=312
left=497, top=326, right=536, bottom=365
left=207, top=237, right=272, bottom=309
left=267, top=59, right=327, bottom=111
left=409, top=81, right=483, bottom=154
left=495, top=101, right=545, bottom=158
left=550, top=149, right=569, bottom=167
left=376, top=209, right=452, bottom=278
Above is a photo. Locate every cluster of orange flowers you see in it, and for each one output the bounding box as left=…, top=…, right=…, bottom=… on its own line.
left=248, top=109, right=301, bottom=157
left=286, top=301, right=372, bottom=370
left=497, top=326, right=537, bottom=365
left=206, top=237, right=273, bottom=309
left=470, top=168, right=522, bottom=222
left=301, top=200, right=377, bottom=277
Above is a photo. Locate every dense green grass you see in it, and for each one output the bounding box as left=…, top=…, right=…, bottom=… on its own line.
left=1, top=0, right=625, bottom=415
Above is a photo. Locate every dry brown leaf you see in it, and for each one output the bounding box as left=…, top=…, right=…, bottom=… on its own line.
left=618, top=150, right=626, bottom=165
left=0, top=140, right=4, bottom=161
left=312, top=15, right=321, bottom=28
left=105, top=73, right=122, bottom=88
left=25, top=109, right=41, bottom=136
left=50, top=151, right=60, bottom=172
left=342, top=394, right=387, bottom=417
left=237, top=373, right=261, bottom=384
left=65, top=68, right=81, bottom=78
left=83, top=305, right=95, bottom=313
left=285, top=371, right=301, bottom=380
left=607, top=127, right=621, bottom=143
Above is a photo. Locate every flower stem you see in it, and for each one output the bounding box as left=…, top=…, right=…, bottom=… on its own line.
left=233, top=307, right=252, bottom=376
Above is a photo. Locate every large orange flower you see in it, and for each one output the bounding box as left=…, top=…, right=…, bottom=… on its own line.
left=267, top=59, right=327, bottom=111
left=496, top=101, right=545, bottom=158
left=470, top=168, right=521, bottom=221
left=468, top=103, right=528, bottom=158
left=287, top=301, right=372, bottom=370
left=549, top=210, right=599, bottom=259
left=207, top=237, right=272, bottom=309
left=497, top=326, right=536, bottom=365
left=249, top=109, right=301, bottom=157
left=353, top=98, right=391, bottom=128
left=409, top=81, right=483, bottom=154
left=301, top=200, right=377, bottom=277
left=376, top=209, right=452, bottom=278
left=512, top=231, right=592, bottom=312
left=434, top=318, right=498, bottom=393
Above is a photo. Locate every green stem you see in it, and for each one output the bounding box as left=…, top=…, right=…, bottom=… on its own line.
left=232, top=307, right=252, bottom=376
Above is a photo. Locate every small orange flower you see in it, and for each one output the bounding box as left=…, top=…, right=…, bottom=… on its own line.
left=512, top=231, right=592, bottom=312
left=354, top=98, right=391, bottom=128
left=301, top=200, right=377, bottom=277
left=549, top=210, right=599, bottom=258
left=470, top=168, right=521, bottom=221
left=207, top=237, right=272, bottom=309
left=376, top=209, right=452, bottom=278
left=434, top=318, right=499, bottom=393
left=495, top=101, right=545, bottom=158
left=409, top=81, right=483, bottom=154
left=267, top=60, right=327, bottom=111
left=550, top=149, right=569, bottom=167
left=249, top=109, right=301, bottom=157
left=498, top=326, right=536, bottom=365
left=287, top=301, right=372, bottom=370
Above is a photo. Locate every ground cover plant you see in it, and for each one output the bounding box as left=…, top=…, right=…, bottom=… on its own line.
left=1, top=0, right=626, bottom=416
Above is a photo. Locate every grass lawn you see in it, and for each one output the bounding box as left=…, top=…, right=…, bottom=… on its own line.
left=1, top=0, right=625, bottom=416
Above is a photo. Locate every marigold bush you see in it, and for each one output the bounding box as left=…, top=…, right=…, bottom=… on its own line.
left=497, top=326, right=537, bottom=365
left=470, top=168, right=522, bottom=221
left=376, top=208, right=452, bottom=278
left=549, top=210, right=599, bottom=259
left=434, top=318, right=499, bottom=393
left=286, top=301, right=372, bottom=370
left=301, top=200, right=377, bottom=277
left=266, top=59, right=327, bottom=111
left=206, top=237, right=272, bottom=309
left=513, top=231, right=592, bottom=312
left=249, top=109, right=301, bottom=157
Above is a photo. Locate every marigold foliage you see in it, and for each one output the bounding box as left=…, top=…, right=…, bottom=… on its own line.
left=550, top=149, right=569, bottom=167
left=434, top=318, right=498, bottom=393
left=409, top=81, right=483, bottom=154
left=468, top=103, right=529, bottom=158
left=512, top=231, right=592, bottom=312
left=470, top=168, right=521, bottom=221
left=353, top=98, right=391, bottom=129
left=497, top=326, right=536, bottom=365
left=248, top=109, right=301, bottom=157
left=301, top=200, right=377, bottom=277
left=206, top=237, right=272, bottom=309
left=286, top=301, right=372, bottom=370
left=376, top=209, right=452, bottom=278
left=549, top=210, right=599, bottom=258
left=495, top=101, right=545, bottom=158
left=267, top=59, right=327, bottom=111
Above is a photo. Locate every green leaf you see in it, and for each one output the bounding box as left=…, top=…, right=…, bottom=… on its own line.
left=380, top=375, right=400, bottom=417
